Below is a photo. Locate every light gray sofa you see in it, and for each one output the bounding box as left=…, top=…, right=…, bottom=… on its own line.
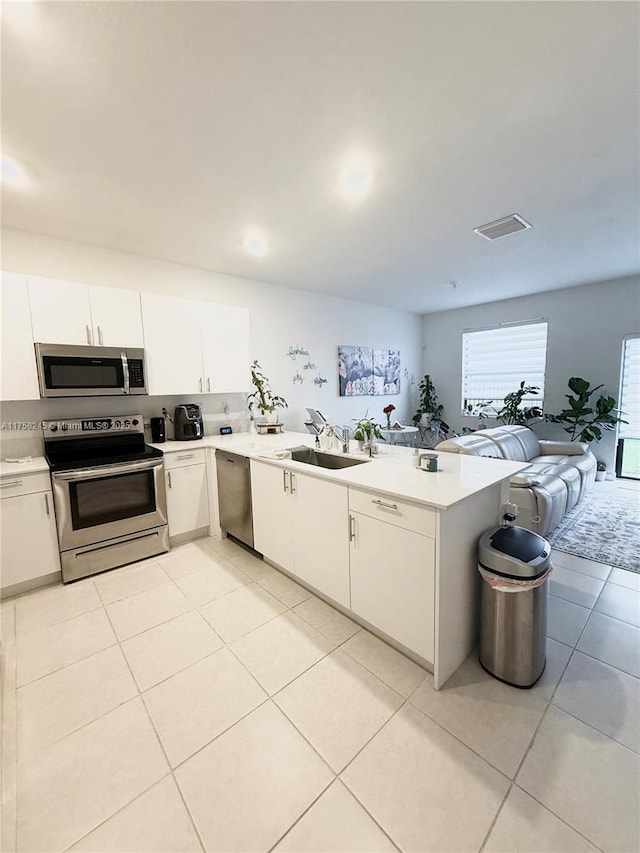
left=436, top=425, right=596, bottom=536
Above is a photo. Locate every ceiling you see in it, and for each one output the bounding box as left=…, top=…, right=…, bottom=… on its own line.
left=1, top=1, right=638, bottom=314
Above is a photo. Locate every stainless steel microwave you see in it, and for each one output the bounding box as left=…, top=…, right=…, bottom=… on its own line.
left=35, top=343, right=148, bottom=398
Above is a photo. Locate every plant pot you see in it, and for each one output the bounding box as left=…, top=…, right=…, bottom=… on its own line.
left=595, top=469, right=606, bottom=482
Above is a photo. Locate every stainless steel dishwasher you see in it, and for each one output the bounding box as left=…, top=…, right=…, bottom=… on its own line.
left=215, top=450, right=254, bottom=548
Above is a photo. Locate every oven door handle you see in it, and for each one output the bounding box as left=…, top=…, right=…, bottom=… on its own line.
left=122, top=352, right=130, bottom=395
left=53, top=458, right=163, bottom=481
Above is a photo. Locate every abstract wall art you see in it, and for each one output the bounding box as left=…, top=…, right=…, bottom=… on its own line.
left=338, top=346, right=401, bottom=396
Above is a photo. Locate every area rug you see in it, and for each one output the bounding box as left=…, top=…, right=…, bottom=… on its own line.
left=548, top=485, right=640, bottom=573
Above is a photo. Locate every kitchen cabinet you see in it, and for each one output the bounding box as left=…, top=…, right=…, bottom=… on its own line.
left=141, top=292, right=251, bottom=396
left=0, top=272, right=40, bottom=400
left=87, top=285, right=144, bottom=347
left=293, top=472, right=350, bottom=607
left=141, top=292, right=203, bottom=395
left=164, top=450, right=209, bottom=538
left=250, top=461, right=350, bottom=608
left=201, top=303, right=251, bottom=393
left=1, top=472, right=61, bottom=594
left=349, top=510, right=435, bottom=662
left=28, top=276, right=144, bottom=347
left=250, top=459, right=295, bottom=573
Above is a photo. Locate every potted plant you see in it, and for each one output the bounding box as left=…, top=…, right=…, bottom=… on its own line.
left=413, top=375, right=449, bottom=434
left=557, top=377, right=627, bottom=443
left=353, top=414, right=385, bottom=455
left=595, top=461, right=607, bottom=482
left=247, top=360, right=288, bottom=424
left=496, top=381, right=543, bottom=426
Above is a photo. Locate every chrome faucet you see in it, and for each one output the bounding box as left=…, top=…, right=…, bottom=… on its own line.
left=325, top=424, right=350, bottom=453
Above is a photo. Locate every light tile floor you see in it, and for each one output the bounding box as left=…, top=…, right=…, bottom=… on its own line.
left=1, top=536, right=639, bottom=852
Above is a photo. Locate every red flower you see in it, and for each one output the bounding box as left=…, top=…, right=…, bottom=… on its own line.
left=383, top=404, right=396, bottom=415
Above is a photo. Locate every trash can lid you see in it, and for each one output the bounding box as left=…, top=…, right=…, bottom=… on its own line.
left=478, top=525, right=551, bottom=580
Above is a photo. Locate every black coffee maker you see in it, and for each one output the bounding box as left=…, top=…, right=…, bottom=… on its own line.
left=174, top=404, right=204, bottom=440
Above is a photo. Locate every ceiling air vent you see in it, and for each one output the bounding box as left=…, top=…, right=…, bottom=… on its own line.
left=473, top=214, right=532, bottom=241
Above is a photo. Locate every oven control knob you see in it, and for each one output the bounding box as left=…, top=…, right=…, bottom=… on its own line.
left=132, top=419, right=139, bottom=426
left=49, top=424, right=58, bottom=432
left=61, top=424, right=69, bottom=431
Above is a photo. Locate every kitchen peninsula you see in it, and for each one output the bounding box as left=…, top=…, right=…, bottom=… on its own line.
left=155, top=432, right=526, bottom=688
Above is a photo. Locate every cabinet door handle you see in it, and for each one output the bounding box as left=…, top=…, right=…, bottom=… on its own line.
left=283, top=470, right=289, bottom=493
left=86, top=324, right=93, bottom=345
left=97, top=325, right=103, bottom=346
left=207, top=377, right=211, bottom=392
left=371, top=498, right=398, bottom=511
left=0, top=480, right=23, bottom=488
left=177, top=453, right=194, bottom=460
left=290, top=473, right=296, bottom=494
left=349, top=514, right=355, bottom=542
left=198, top=378, right=203, bottom=392
left=44, top=493, right=50, bottom=516
left=167, top=471, right=172, bottom=489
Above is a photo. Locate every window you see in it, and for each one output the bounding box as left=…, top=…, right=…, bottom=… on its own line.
left=462, top=320, right=548, bottom=415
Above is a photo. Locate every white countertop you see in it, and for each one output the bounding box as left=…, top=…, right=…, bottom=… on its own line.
left=151, top=431, right=527, bottom=510
left=0, top=456, right=50, bottom=477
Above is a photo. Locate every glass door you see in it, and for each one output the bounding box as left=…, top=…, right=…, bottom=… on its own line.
left=616, top=335, right=640, bottom=480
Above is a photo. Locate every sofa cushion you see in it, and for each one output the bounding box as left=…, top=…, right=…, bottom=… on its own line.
left=506, top=425, right=542, bottom=460
left=508, top=474, right=567, bottom=537
left=484, top=429, right=530, bottom=462
left=538, top=440, right=590, bottom=456
left=434, top=435, right=504, bottom=458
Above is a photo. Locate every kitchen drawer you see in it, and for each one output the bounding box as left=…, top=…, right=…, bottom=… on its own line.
left=0, top=471, right=52, bottom=499
left=348, top=487, right=436, bottom=539
left=163, top=448, right=206, bottom=470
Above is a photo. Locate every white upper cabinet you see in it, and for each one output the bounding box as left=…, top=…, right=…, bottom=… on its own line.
left=88, top=285, right=144, bottom=348
left=142, top=292, right=251, bottom=396
left=0, top=272, right=40, bottom=400
left=141, top=292, right=204, bottom=395
left=201, top=303, right=251, bottom=393
left=28, top=276, right=144, bottom=348
left=28, top=276, right=93, bottom=345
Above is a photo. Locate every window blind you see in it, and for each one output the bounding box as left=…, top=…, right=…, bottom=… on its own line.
left=462, top=321, right=548, bottom=413
left=620, top=336, right=640, bottom=439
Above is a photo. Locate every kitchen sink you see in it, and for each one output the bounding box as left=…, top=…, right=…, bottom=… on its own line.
left=288, top=447, right=370, bottom=469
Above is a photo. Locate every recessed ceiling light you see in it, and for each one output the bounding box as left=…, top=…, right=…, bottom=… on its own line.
left=0, top=155, right=27, bottom=186
left=338, top=153, right=373, bottom=201
left=243, top=228, right=269, bottom=257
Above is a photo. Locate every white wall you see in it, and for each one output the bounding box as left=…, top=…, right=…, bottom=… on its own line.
left=0, top=228, right=423, bottom=453
left=422, top=275, right=640, bottom=469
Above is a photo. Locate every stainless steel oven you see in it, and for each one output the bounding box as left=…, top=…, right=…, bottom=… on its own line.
left=35, top=343, right=147, bottom=398
left=44, top=416, right=168, bottom=582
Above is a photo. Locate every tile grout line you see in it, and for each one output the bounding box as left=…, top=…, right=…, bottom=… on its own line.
left=477, top=622, right=579, bottom=852
left=99, top=591, right=209, bottom=853
left=499, top=584, right=617, bottom=851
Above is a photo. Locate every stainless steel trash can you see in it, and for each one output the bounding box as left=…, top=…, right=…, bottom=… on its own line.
left=478, top=525, right=552, bottom=688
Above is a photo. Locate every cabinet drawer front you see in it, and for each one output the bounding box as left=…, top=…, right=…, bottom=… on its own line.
left=0, top=472, right=51, bottom=499
left=163, top=449, right=206, bottom=469
left=348, top=487, right=436, bottom=538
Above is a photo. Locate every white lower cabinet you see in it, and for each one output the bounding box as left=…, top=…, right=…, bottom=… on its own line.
left=293, top=472, right=350, bottom=607
left=251, top=461, right=295, bottom=573
left=250, top=461, right=350, bottom=608
left=349, top=511, right=435, bottom=662
left=165, top=452, right=209, bottom=538
left=1, top=474, right=61, bottom=593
